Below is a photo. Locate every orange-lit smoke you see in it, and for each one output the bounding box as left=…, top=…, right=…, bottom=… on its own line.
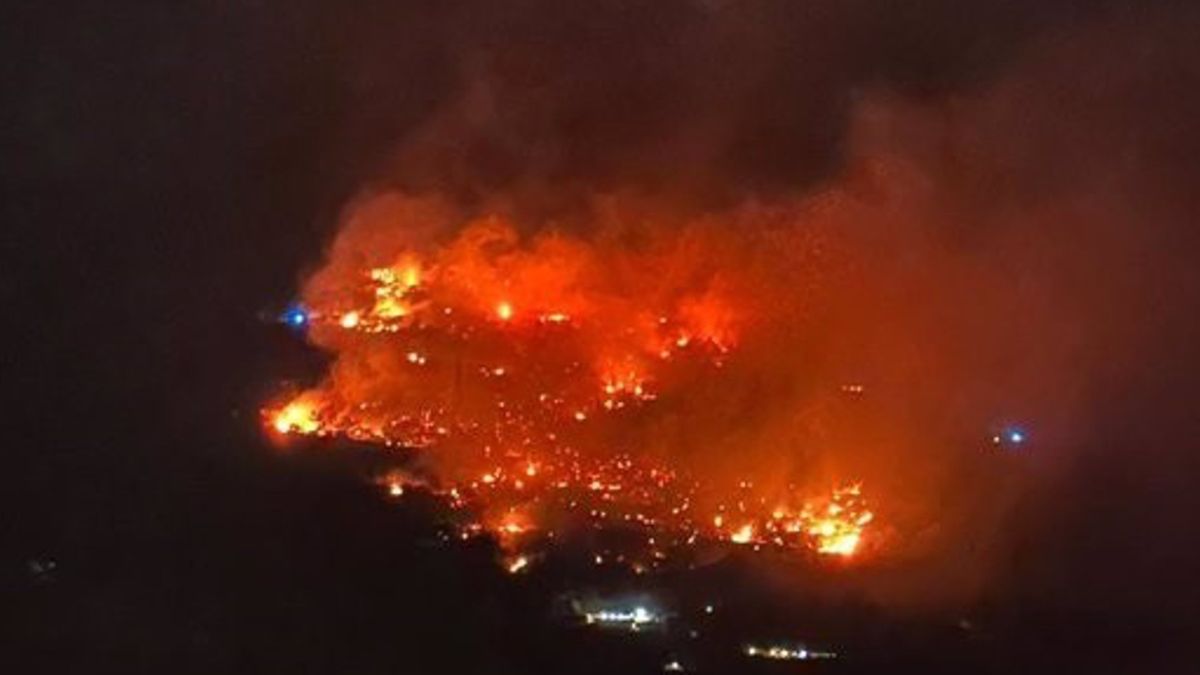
left=255, top=3, right=1200, bottom=608
left=263, top=46, right=1175, bottom=586
left=264, top=193, right=895, bottom=568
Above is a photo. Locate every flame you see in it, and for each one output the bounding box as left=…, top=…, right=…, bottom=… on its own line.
left=802, top=485, right=872, bottom=557
left=372, top=296, right=408, bottom=320
left=270, top=397, right=320, bottom=435
left=730, top=524, right=755, bottom=544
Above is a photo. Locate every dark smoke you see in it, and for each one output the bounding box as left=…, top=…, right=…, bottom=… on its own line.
left=333, top=0, right=1105, bottom=208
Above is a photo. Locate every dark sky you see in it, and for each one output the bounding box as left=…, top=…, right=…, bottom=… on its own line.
left=5, top=1, right=1200, bottom=672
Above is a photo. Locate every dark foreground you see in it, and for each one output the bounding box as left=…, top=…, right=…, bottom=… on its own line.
left=9, top=440, right=1190, bottom=675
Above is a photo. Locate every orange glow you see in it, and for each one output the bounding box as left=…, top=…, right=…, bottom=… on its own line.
left=400, top=264, right=421, bottom=289
left=496, top=301, right=514, bottom=321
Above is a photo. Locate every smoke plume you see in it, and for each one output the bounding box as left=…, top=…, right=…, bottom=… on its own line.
left=274, top=1, right=1200, bottom=603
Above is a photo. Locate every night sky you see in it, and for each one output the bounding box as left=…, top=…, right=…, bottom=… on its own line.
left=6, top=1, right=1200, bottom=673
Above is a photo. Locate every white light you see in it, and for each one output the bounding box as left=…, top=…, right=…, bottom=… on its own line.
left=581, top=605, right=660, bottom=628
left=744, top=643, right=837, bottom=661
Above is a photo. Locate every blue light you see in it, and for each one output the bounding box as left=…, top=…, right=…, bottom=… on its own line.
left=1007, top=429, right=1025, bottom=444
left=281, top=304, right=308, bottom=328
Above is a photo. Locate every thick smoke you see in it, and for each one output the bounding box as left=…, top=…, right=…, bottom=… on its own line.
left=288, top=2, right=1200, bottom=604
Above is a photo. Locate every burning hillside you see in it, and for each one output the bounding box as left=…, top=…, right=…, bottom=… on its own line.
left=258, top=33, right=1167, bottom=585
left=264, top=197, right=884, bottom=569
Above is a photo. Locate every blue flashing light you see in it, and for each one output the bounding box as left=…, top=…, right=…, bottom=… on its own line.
left=991, top=425, right=1028, bottom=448
left=282, top=304, right=308, bottom=328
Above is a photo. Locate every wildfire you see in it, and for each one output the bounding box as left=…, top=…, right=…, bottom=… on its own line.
left=264, top=211, right=877, bottom=570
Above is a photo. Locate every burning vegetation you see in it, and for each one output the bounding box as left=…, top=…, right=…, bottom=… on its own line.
left=264, top=198, right=882, bottom=570
left=260, top=54, right=1159, bottom=582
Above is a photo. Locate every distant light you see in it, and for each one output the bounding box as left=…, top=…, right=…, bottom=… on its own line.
left=339, top=311, right=360, bottom=329
left=580, top=605, right=662, bottom=628
left=663, top=660, right=684, bottom=672
left=744, top=643, right=837, bottom=661
left=496, top=301, right=514, bottom=321
left=281, top=304, right=308, bottom=328
left=992, top=425, right=1028, bottom=447
left=704, top=604, right=715, bottom=614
